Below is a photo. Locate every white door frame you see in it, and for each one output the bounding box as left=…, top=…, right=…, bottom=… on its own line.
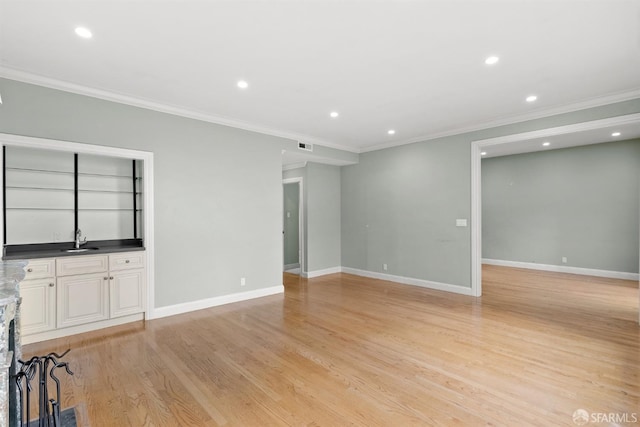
left=283, top=177, right=304, bottom=274
left=470, top=113, right=640, bottom=324
left=0, top=133, right=156, bottom=318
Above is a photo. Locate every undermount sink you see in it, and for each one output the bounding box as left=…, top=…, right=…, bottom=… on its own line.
left=61, top=247, right=99, bottom=253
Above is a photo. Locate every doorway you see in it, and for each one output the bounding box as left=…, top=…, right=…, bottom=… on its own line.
left=283, top=178, right=304, bottom=275
left=470, top=113, right=640, bottom=323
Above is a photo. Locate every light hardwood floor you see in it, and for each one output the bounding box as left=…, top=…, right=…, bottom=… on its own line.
left=22, top=266, right=639, bottom=426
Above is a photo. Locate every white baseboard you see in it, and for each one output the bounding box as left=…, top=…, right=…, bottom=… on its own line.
left=284, top=263, right=300, bottom=270
left=341, top=267, right=474, bottom=296
left=22, top=313, right=144, bottom=345
left=303, top=266, right=342, bottom=278
left=150, top=285, right=285, bottom=319
left=482, top=258, right=640, bottom=281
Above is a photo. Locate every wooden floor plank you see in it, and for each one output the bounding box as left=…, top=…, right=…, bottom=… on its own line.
left=22, top=265, right=639, bottom=426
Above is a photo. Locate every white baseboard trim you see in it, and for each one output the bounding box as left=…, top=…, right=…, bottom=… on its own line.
left=302, top=266, right=343, bottom=278
left=482, top=259, right=640, bottom=281
left=22, top=313, right=144, bottom=345
left=341, top=267, right=474, bottom=296
left=284, top=263, right=300, bottom=270
left=150, top=285, right=285, bottom=319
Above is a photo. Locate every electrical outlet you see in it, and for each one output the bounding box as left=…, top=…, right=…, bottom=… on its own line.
left=383, top=263, right=388, bottom=271
left=562, top=257, right=567, bottom=264
left=240, top=277, right=246, bottom=287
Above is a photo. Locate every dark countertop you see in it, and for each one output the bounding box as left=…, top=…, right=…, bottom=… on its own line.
left=2, top=239, right=145, bottom=261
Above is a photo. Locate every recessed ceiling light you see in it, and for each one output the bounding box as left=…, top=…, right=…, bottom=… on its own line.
left=611, top=132, right=621, bottom=137
left=484, top=56, right=499, bottom=65
left=387, top=129, right=396, bottom=135
left=481, top=151, right=487, bottom=156
left=542, top=141, right=551, bottom=147
left=74, top=27, right=92, bottom=39
left=237, top=80, right=249, bottom=89
left=526, top=95, right=538, bottom=103
left=330, top=111, right=339, bottom=118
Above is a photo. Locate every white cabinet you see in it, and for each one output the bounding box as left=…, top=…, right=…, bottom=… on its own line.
left=20, top=276, right=56, bottom=335
left=21, top=258, right=57, bottom=335
left=56, top=255, right=110, bottom=328
left=57, top=272, right=109, bottom=328
left=109, top=252, right=145, bottom=271
left=110, top=269, right=145, bottom=318
left=21, top=251, right=145, bottom=341
left=108, top=252, right=145, bottom=318
left=56, top=255, right=108, bottom=277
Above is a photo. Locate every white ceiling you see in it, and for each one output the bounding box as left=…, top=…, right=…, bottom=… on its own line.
left=1, top=0, right=639, bottom=155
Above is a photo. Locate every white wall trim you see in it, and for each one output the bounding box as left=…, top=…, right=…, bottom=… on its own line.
left=283, top=177, right=305, bottom=275
left=4, top=67, right=639, bottom=157
left=341, top=267, right=474, bottom=296
left=362, top=90, right=640, bottom=153
left=470, top=139, right=483, bottom=297
left=284, top=263, right=300, bottom=270
left=483, top=259, right=640, bottom=281
left=0, top=133, right=156, bottom=319
left=151, top=285, right=284, bottom=319
left=282, top=161, right=307, bottom=171
left=0, top=67, right=358, bottom=154
left=472, top=113, right=640, bottom=148
left=302, top=266, right=342, bottom=278
left=22, top=313, right=144, bottom=345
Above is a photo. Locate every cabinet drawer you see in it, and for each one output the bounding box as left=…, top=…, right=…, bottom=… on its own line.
left=109, top=252, right=145, bottom=271
left=24, top=259, right=56, bottom=280
left=56, top=255, right=108, bottom=277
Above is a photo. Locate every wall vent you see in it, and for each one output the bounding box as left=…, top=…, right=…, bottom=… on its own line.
left=298, top=142, right=313, bottom=152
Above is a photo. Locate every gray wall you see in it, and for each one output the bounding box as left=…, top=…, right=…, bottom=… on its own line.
left=283, top=182, right=299, bottom=266
left=0, top=78, right=349, bottom=309
left=306, top=163, right=341, bottom=272
left=342, top=99, right=640, bottom=289
left=4, top=77, right=640, bottom=297
left=482, top=139, right=640, bottom=273
left=341, top=137, right=471, bottom=286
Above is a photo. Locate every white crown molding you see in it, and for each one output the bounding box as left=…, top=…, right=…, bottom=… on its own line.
left=361, top=88, right=640, bottom=153
left=0, top=66, right=359, bottom=153
left=3, top=66, right=639, bottom=156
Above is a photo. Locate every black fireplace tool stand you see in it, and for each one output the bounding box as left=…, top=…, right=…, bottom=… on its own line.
left=14, top=349, right=76, bottom=427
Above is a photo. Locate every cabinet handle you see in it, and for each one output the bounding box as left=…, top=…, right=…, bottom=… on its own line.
left=104, top=277, right=109, bottom=280
left=125, top=260, right=130, bottom=263
left=109, top=276, right=114, bottom=280
left=27, top=268, right=33, bottom=272
left=49, top=283, right=54, bottom=287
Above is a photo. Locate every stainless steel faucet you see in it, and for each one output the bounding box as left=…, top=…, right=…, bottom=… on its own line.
left=75, top=229, right=88, bottom=249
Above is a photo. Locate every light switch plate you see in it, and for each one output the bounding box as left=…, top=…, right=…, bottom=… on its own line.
left=456, top=219, right=468, bottom=227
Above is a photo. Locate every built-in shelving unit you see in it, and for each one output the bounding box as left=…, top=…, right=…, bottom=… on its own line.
left=3, top=146, right=143, bottom=245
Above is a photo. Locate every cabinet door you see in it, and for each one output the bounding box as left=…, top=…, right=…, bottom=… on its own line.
left=20, top=279, right=56, bottom=335
left=110, top=269, right=145, bottom=318
left=57, top=273, right=109, bottom=328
